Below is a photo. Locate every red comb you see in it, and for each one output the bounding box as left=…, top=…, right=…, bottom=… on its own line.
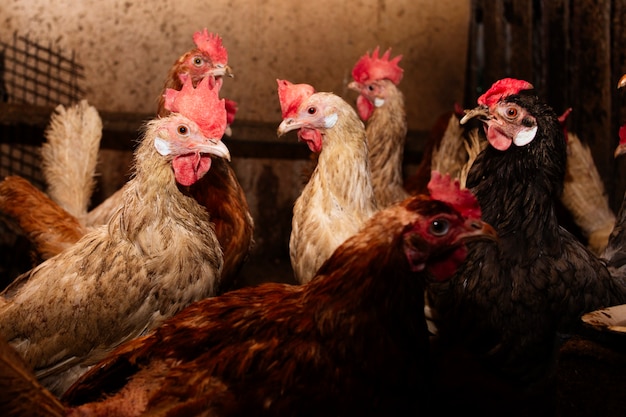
left=276, top=79, right=316, bottom=119
left=620, top=125, right=626, bottom=145
left=163, top=76, right=227, bottom=139
left=427, top=171, right=482, bottom=218
left=351, top=47, right=403, bottom=85
left=193, top=29, right=228, bottom=65
left=224, top=98, right=238, bottom=125
left=477, top=78, right=534, bottom=107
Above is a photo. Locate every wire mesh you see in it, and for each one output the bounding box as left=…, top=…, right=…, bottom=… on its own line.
left=0, top=32, right=84, bottom=285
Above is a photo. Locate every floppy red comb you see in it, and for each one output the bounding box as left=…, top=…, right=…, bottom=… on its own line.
left=277, top=79, right=316, bottom=119
left=193, top=29, right=228, bottom=65
left=477, top=78, right=534, bottom=107
left=427, top=171, right=482, bottom=218
left=351, top=47, right=403, bottom=85
left=163, top=76, right=227, bottom=139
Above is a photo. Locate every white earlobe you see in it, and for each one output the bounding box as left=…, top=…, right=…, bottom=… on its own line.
left=154, top=137, right=172, bottom=156
left=514, top=126, right=538, bottom=147
left=324, top=113, right=338, bottom=128
left=374, top=98, right=385, bottom=107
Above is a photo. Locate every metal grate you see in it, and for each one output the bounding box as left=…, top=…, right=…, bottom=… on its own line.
left=1, top=31, right=84, bottom=107
left=0, top=32, right=85, bottom=189
left=0, top=32, right=84, bottom=285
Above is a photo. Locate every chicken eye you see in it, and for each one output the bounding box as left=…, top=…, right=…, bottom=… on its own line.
left=193, top=56, right=203, bottom=66
left=429, top=219, right=450, bottom=236
left=367, top=84, right=375, bottom=91
left=307, top=107, right=317, bottom=115
left=505, top=107, right=518, bottom=118
left=177, top=125, right=189, bottom=136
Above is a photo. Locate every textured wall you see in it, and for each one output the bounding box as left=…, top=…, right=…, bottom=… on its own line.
left=0, top=0, right=470, bottom=131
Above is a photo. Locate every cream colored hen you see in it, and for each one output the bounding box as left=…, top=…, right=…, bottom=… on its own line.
left=0, top=77, right=229, bottom=396
left=277, top=80, right=378, bottom=284
left=347, top=47, right=408, bottom=208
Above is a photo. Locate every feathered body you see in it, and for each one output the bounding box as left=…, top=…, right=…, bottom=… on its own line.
left=186, top=157, right=253, bottom=292
left=427, top=79, right=626, bottom=415
left=88, top=30, right=252, bottom=290
left=0, top=79, right=229, bottom=396
left=0, top=176, right=86, bottom=261
left=0, top=335, right=65, bottom=417
left=277, top=81, right=378, bottom=283
left=348, top=47, right=408, bottom=207
left=57, top=185, right=496, bottom=417
left=561, top=132, right=616, bottom=254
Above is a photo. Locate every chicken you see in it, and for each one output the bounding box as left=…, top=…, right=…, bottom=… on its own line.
left=156, top=29, right=233, bottom=119
left=410, top=101, right=616, bottom=254
left=0, top=29, right=253, bottom=291
left=0, top=76, right=229, bottom=397
left=276, top=80, right=378, bottom=284
left=347, top=47, right=408, bottom=208
left=158, top=30, right=252, bottom=290
left=14, top=173, right=495, bottom=417
left=426, top=78, right=626, bottom=416
left=88, top=29, right=252, bottom=292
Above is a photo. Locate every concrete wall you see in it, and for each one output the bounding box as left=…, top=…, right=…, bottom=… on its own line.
left=1, top=0, right=470, bottom=130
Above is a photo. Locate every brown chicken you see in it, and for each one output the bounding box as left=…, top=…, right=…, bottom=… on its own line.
left=0, top=173, right=495, bottom=417
left=277, top=80, right=378, bottom=284
left=348, top=47, right=409, bottom=208
left=0, top=77, right=229, bottom=397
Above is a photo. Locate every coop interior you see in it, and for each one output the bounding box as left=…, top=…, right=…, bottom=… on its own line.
left=2, top=0, right=626, bottom=416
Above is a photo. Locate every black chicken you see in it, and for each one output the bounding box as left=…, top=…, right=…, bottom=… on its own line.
left=426, top=78, right=626, bottom=417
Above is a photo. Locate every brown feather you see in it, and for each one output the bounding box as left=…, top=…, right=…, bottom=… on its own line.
left=0, top=176, right=86, bottom=261
left=61, top=194, right=495, bottom=417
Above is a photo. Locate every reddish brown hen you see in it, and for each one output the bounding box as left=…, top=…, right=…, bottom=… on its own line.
left=53, top=173, right=494, bottom=417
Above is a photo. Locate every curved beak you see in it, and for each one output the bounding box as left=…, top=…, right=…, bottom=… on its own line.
left=347, top=81, right=362, bottom=92
left=460, top=105, right=491, bottom=125
left=199, top=139, right=231, bottom=161
left=277, top=118, right=303, bottom=137
left=618, top=74, right=626, bottom=89
left=458, top=219, right=499, bottom=244
left=213, top=64, right=234, bottom=78
left=614, top=142, right=626, bottom=158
